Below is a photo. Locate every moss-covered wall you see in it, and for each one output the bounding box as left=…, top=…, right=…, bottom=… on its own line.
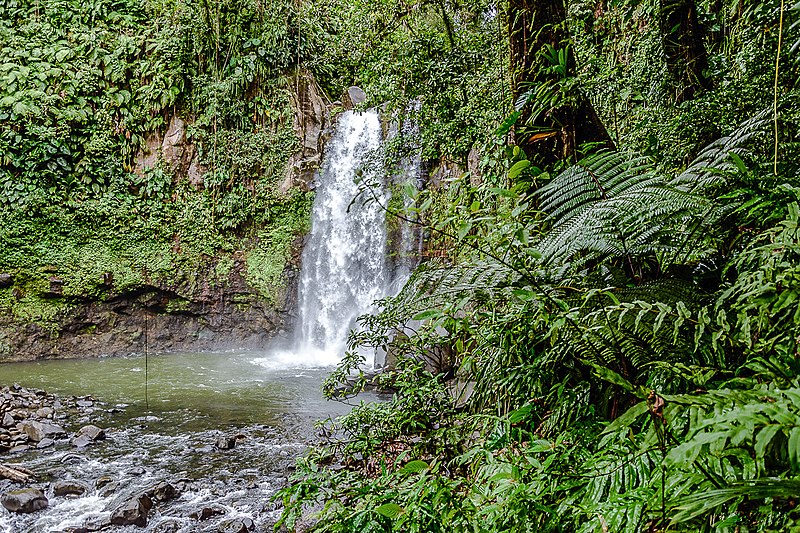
left=0, top=0, right=329, bottom=359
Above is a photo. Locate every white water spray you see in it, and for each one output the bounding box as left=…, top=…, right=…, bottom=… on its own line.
left=291, top=109, right=391, bottom=366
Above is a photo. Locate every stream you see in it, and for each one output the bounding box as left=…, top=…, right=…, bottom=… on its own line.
left=0, top=350, right=379, bottom=532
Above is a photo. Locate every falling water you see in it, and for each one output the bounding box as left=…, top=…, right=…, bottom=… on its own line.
left=290, top=109, right=391, bottom=366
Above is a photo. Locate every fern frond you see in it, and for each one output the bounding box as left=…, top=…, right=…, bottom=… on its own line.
left=387, top=259, right=521, bottom=318
left=672, top=110, right=771, bottom=192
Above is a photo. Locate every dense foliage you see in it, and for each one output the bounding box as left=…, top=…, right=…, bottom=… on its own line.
left=0, top=0, right=311, bottom=325
left=4, top=0, right=800, bottom=529
left=276, top=0, right=800, bottom=531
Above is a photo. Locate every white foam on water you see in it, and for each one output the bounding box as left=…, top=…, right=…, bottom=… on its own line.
left=250, top=347, right=342, bottom=371
left=33, top=496, right=109, bottom=531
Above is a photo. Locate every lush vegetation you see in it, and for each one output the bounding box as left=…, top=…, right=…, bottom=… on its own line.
left=275, top=0, right=800, bottom=531
left=4, top=0, right=800, bottom=529
left=0, top=0, right=310, bottom=326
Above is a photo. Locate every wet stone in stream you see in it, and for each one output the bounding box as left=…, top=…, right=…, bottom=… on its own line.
left=0, top=383, right=307, bottom=532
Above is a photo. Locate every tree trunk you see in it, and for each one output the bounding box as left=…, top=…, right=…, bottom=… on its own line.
left=507, top=0, right=612, bottom=166
left=0, top=464, right=34, bottom=483
left=660, top=0, right=709, bottom=102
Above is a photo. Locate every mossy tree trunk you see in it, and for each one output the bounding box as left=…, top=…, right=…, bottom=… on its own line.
left=507, top=0, right=612, bottom=166
left=660, top=0, right=710, bottom=102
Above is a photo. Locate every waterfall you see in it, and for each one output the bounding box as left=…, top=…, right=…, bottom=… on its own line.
left=290, top=109, right=392, bottom=366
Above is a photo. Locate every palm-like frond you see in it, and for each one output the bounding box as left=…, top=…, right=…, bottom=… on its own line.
left=535, top=152, right=713, bottom=271
left=384, top=259, right=521, bottom=319
left=533, top=112, right=770, bottom=274
left=672, top=109, right=771, bottom=192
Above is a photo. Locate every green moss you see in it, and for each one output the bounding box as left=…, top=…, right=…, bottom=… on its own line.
left=245, top=191, right=313, bottom=302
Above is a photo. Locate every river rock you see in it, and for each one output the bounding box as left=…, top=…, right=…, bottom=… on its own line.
left=219, top=517, right=254, bottom=533
left=110, top=494, right=152, bottom=527
left=1, top=488, right=49, bottom=513
left=52, top=480, right=87, bottom=497
left=99, top=482, right=119, bottom=498
left=215, top=436, right=236, bottom=450
left=37, top=438, right=55, bottom=449
left=145, top=481, right=177, bottom=502
left=21, top=420, right=66, bottom=442
left=192, top=506, right=224, bottom=520
left=63, top=515, right=112, bottom=533
left=72, top=424, right=106, bottom=447
left=2, top=412, right=15, bottom=427
left=95, top=475, right=114, bottom=489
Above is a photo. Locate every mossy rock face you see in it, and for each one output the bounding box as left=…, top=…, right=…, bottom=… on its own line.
left=0, top=253, right=298, bottom=361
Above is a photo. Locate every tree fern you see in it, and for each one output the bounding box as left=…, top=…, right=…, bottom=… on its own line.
left=534, top=113, right=771, bottom=275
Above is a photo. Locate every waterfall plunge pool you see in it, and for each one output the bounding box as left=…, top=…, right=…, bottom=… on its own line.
left=0, top=350, right=380, bottom=532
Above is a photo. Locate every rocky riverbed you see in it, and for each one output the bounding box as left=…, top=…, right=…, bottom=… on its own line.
left=0, top=383, right=297, bottom=532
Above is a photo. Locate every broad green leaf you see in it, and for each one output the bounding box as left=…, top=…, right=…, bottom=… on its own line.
left=375, top=503, right=403, bottom=519
left=412, top=309, right=442, bottom=321
left=602, top=401, right=649, bottom=434
left=508, top=160, right=531, bottom=180
left=400, top=460, right=429, bottom=474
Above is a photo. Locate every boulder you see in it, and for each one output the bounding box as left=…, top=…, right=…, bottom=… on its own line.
left=0, top=273, right=12, bottom=287
left=145, top=481, right=177, bottom=502
left=21, top=421, right=65, bottom=442
left=219, top=517, right=255, bottom=533
left=1, top=488, right=49, bottom=513
left=343, top=86, right=367, bottom=109
left=192, top=506, right=224, bottom=520
left=215, top=436, right=236, bottom=450
left=95, top=475, right=114, bottom=490
left=72, top=424, right=106, bottom=447
left=52, top=480, right=87, bottom=497
left=110, top=494, right=152, bottom=527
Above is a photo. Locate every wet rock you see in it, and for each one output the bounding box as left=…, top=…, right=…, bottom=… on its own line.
left=219, top=517, right=255, bottom=533
left=146, top=481, right=177, bottom=503
left=191, top=506, right=224, bottom=520
left=21, top=420, right=66, bottom=442
left=72, top=424, right=105, bottom=447
left=64, top=515, right=112, bottom=532
left=79, top=424, right=106, bottom=440
left=7, top=444, right=29, bottom=453
left=128, top=466, right=146, bottom=475
left=110, top=494, right=152, bottom=527
left=1, top=488, right=49, bottom=513
left=71, top=435, right=92, bottom=448
left=37, top=438, right=55, bottom=449
left=99, top=482, right=119, bottom=498
left=215, top=436, right=236, bottom=450
left=0, top=273, right=12, bottom=287
left=95, top=475, right=114, bottom=490
left=52, top=480, right=87, bottom=497
left=153, top=519, right=183, bottom=533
